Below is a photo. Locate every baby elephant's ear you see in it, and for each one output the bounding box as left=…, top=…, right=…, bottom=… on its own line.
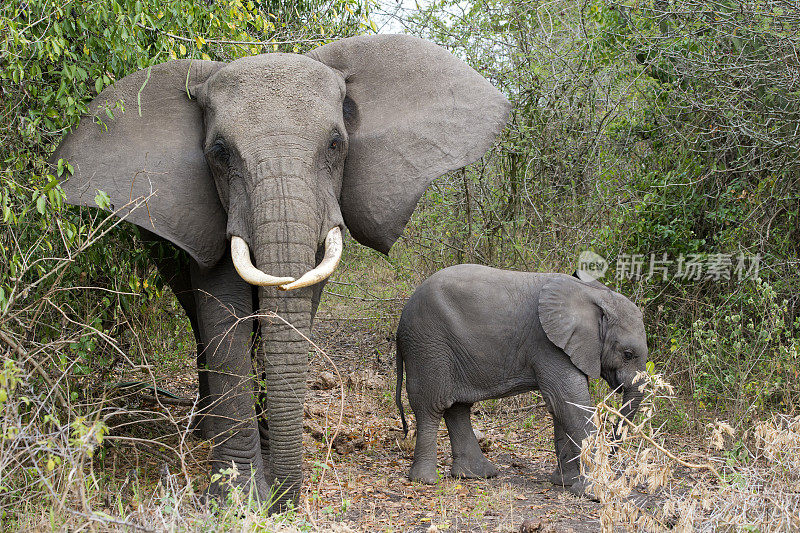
left=539, top=276, right=604, bottom=378
left=308, top=34, right=511, bottom=254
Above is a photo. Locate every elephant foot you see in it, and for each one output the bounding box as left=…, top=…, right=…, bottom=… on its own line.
left=567, top=478, right=598, bottom=501
left=409, top=460, right=439, bottom=484
left=549, top=464, right=580, bottom=488
left=450, top=455, right=499, bottom=479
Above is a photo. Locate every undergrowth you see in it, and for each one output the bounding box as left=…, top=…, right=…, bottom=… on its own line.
left=584, top=372, right=800, bottom=532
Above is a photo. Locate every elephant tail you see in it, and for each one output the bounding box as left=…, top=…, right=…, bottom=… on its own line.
left=396, top=345, right=408, bottom=436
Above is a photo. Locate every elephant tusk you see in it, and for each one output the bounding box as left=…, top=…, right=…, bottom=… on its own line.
left=279, top=227, right=342, bottom=291
left=230, top=236, right=296, bottom=286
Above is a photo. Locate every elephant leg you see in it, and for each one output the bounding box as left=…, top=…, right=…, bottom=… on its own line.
left=445, top=403, right=498, bottom=479
left=408, top=407, right=442, bottom=484
left=144, top=236, right=210, bottom=438
left=538, top=365, right=595, bottom=494
left=550, top=415, right=596, bottom=498
left=171, top=286, right=211, bottom=439
left=193, top=351, right=211, bottom=438
left=190, top=255, right=269, bottom=501
left=165, top=267, right=209, bottom=438
left=549, top=421, right=579, bottom=486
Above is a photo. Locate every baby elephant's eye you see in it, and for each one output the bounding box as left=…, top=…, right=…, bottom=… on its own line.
left=328, top=131, right=343, bottom=151
left=624, top=350, right=636, bottom=360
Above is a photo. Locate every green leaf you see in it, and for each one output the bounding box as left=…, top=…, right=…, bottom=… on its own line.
left=36, top=194, right=46, bottom=214
left=42, top=176, right=59, bottom=193
left=94, top=190, right=111, bottom=210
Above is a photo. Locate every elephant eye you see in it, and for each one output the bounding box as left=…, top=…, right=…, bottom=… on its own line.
left=624, top=350, right=636, bottom=360
left=328, top=131, right=343, bottom=151
left=206, top=139, right=229, bottom=162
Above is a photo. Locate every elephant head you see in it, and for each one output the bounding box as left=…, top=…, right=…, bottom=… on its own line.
left=538, top=276, right=648, bottom=428
left=52, top=35, right=510, bottom=504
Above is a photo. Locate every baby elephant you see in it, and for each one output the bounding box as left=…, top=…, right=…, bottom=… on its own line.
left=395, top=265, right=648, bottom=496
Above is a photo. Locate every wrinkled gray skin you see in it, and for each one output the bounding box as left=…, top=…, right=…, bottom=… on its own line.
left=395, top=265, right=648, bottom=496
left=52, top=35, right=510, bottom=509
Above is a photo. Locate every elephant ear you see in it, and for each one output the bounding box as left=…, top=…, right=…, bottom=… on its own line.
left=51, top=59, right=227, bottom=268
left=308, top=35, right=511, bottom=254
left=539, top=275, right=606, bottom=379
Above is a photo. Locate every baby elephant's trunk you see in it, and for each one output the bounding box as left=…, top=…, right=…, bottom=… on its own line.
left=614, top=385, right=644, bottom=441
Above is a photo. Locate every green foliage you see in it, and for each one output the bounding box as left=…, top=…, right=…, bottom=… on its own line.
left=588, top=1, right=800, bottom=421
left=390, top=0, right=800, bottom=420
left=691, top=279, right=800, bottom=418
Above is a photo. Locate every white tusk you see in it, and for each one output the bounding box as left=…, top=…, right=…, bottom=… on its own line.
left=279, top=227, right=342, bottom=291
left=230, top=236, right=296, bottom=286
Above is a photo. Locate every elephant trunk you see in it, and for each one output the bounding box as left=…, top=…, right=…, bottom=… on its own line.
left=614, top=383, right=644, bottom=441
left=278, top=227, right=342, bottom=290
left=258, top=287, right=311, bottom=508
left=247, top=157, right=331, bottom=508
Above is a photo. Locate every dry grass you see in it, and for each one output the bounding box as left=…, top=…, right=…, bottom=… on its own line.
left=582, top=372, right=800, bottom=532
left=0, top=342, right=321, bottom=532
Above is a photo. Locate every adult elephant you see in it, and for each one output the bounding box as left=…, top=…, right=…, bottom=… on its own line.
left=52, top=35, right=510, bottom=508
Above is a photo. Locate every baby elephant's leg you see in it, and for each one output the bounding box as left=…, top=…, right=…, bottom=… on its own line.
left=408, top=408, right=442, bottom=484
left=445, top=403, right=499, bottom=479
left=540, top=373, right=595, bottom=495
left=550, top=420, right=582, bottom=487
